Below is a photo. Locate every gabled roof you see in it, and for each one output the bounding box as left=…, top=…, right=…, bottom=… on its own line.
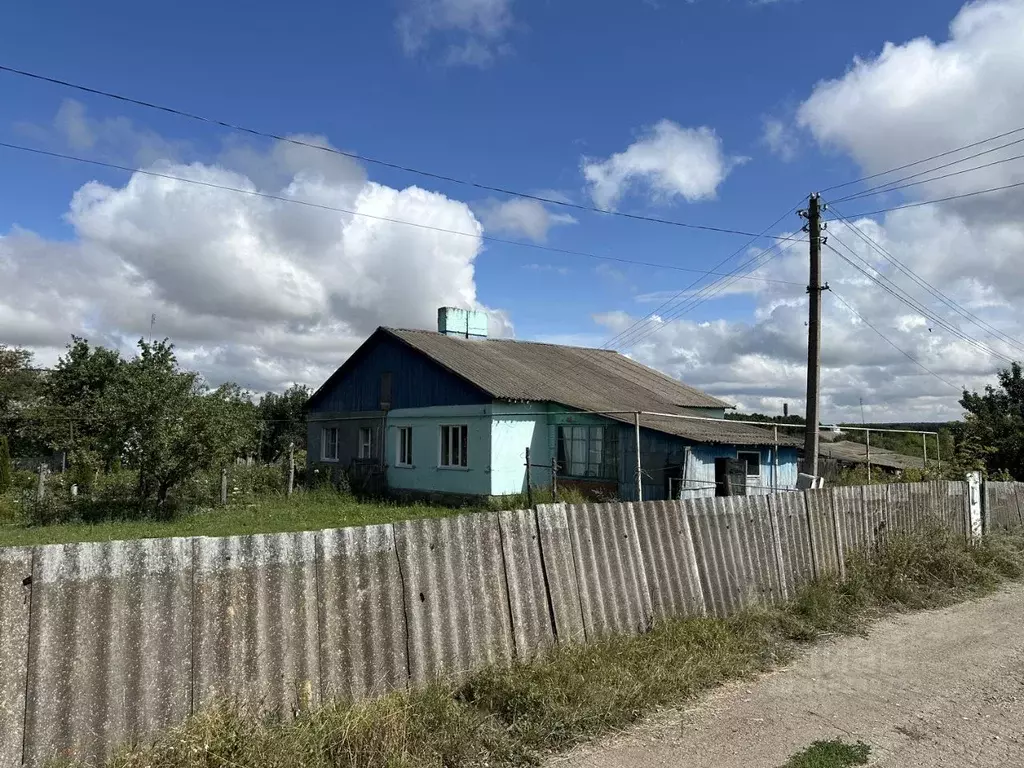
left=384, top=327, right=728, bottom=410
left=310, top=327, right=790, bottom=446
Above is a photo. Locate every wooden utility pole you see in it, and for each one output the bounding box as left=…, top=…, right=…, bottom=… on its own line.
left=801, top=194, right=825, bottom=478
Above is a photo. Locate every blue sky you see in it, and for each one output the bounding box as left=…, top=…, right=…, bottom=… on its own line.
left=2, top=0, right=1022, bottom=421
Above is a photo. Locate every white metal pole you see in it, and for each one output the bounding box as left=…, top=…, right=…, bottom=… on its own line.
left=634, top=412, right=643, bottom=502
left=922, top=433, right=928, bottom=470
left=773, top=425, right=779, bottom=493
left=866, top=429, right=871, bottom=485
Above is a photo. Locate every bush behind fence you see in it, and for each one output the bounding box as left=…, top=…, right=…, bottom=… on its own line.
left=0, top=479, right=1021, bottom=767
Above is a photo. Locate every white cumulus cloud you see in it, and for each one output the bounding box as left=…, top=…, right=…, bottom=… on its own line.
left=474, top=197, right=577, bottom=242
left=761, top=116, right=799, bottom=161
left=602, top=0, right=1024, bottom=422
left=1, top=106, right=509, bottom=393
left=581, top=120, right=745, bottom=210
left=396, top=0, right=515, bottom=67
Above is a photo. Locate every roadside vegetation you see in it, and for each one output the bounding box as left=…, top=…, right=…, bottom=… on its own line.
left=65, top=528, right=1024, bottom=768
left=780, top=740, right=871, bottom=768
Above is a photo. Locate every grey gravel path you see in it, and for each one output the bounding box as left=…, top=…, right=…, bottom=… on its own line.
left=554, top=585, right=1024, bottom=767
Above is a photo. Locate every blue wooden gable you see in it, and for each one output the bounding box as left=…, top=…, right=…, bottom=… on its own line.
left=308, top=330, right=491, bottom=413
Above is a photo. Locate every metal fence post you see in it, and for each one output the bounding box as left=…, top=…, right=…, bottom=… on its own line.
left=36, top=464, right=46, bottom=501
left=866, top=428, right=872, bottom=485
left=525, top=447, right=534, bottom=507
left=634, top=412, right=643, bottom=502
left=288, top=442, right=295, bottom=497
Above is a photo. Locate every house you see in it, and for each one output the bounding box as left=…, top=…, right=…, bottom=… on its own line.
left=306, top=307, right=801, bottom=502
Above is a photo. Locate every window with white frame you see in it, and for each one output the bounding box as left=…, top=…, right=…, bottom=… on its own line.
left=358, top=427, right=373, bottom=459
left=738, top=451, right=761, bottom=477
left=397, top=426, right=413, bottom=467
left=439, top=424, right=468, bottom=468
left=321, top=427, right=339, bottom=461
left=557, top=425, right=619, bottom=479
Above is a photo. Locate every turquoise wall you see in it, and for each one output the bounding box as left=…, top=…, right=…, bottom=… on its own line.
left=384, top=403, right=800, bottom=501
left=385, top=405, right=493, bottom=496
left=489, top=402, right=551, bottom=495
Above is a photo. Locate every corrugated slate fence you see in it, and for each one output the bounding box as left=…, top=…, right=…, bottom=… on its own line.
left=1, top=479, right=1021, bottom=766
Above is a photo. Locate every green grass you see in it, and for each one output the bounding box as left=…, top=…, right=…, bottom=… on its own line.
left=780, top=740, right=871, bottom=768
left=0, top=485, right=589, bottom=549
left=71, top=529, right=1024, bottom=768
left=0, top=490, right=464, bottom=548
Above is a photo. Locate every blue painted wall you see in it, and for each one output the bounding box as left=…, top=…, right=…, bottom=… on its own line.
left=385, top=405, right=494, bottom=496
left=490, top=402, right=551, bottom=495
left=619, top=427, right=800, bottom=502
left=310, top=333, right=489, bottom=413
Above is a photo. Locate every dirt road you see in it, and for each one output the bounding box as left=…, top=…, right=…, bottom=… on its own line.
left=555, top=585, right=1024, bottom=767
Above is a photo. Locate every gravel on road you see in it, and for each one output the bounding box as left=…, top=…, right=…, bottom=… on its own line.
left=554, top=585, right=1024, bottom=768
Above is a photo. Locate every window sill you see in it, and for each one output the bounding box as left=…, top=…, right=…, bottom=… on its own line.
left=395, top=464, right=415, bottom=469
left=320, top=458, right=339, bottom=463
left=437, top=466, right=471, bottom=471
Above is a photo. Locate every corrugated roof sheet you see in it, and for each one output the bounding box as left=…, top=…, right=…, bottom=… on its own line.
left=636, top=413, right=802, bottom=446
left=819, top=440, right=923, bottom=470
left=383, top=328, right=798, bottom=446
left=385, top=328, right=729, bottom=410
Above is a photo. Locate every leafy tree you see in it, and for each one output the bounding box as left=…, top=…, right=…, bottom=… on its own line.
left=0, top=345, right=44, bottom=456
left=107, top=339, right=257, bottom=510
left=256, top=384, right=310, bottom=462
left=0, top=435, right=11, bottom=493
left=38, top=336, right=124, bottom=467
left=727, top=412, right=805, bottom=425
left=959, top=362, right=1024, bottom=479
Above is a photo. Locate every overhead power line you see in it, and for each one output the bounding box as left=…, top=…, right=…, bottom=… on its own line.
left=610, top=235, right=804, bottom=351
left=601, top=202, right=803, bottom=350
left=821, top=124, right=1024, bottom=194
left=0, top=141, right=804, bottom=287
left=826, top=204, right=1024, bottom=356
left=825, top=239, right=1015, bottom=365
left=836, top=178, right=1024, bottom=218
left=829, top=289, right=960, bottom=391
left=0, top=63, right=798, bottom=243
left=831, top=141, right=1024, bottom=204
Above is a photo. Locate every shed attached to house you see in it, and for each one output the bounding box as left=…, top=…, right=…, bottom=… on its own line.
left=307, top=308, right=801, bottom=502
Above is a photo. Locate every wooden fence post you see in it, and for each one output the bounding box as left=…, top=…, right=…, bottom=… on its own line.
left=220, top=468, right=228, bottom=505
left=288, top=442, right=295, bottom=497
left=36, top=464, right=46, bottom=501
left=551, top=457, right=558, bottom=501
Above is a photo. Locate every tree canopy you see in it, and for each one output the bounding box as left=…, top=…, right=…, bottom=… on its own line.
left=959, top=362, right=1024, bottom=478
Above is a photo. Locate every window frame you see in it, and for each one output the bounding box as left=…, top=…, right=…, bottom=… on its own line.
left=556, top=424, right=619, bottom=480
left=396, top=426, right=413, bottom=468
left=737, top=450, right=762, bottom=478
left=438, top=424, right=469, bottom=469
left=358, top=427, right=373, bottom=460
left=321, top=427, right=339, bottom=462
